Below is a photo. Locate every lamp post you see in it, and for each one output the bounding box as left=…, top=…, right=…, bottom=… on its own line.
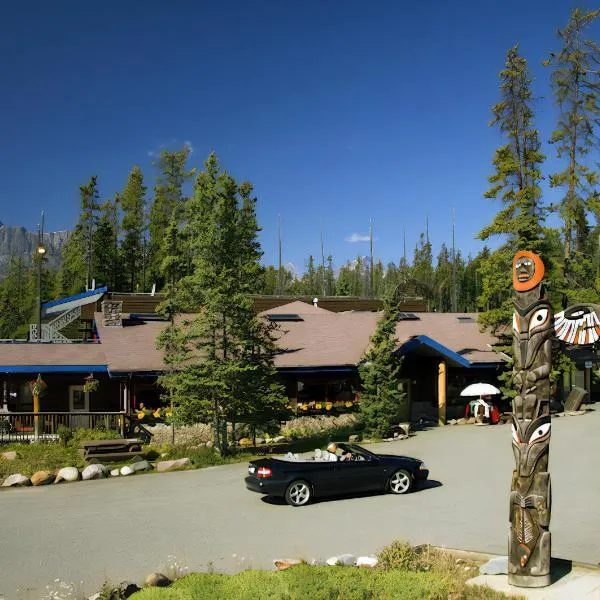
left=36, top=243, right=46, bottom=342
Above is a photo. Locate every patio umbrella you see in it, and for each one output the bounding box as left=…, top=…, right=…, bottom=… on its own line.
left=460, top=382, right=501, bottom=398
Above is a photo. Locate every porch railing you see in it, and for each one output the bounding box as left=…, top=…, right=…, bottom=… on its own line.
left=0, top=412, right=127, bottom=444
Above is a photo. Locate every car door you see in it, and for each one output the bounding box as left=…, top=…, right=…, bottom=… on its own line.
left=334, top=457, right=388, bottom=493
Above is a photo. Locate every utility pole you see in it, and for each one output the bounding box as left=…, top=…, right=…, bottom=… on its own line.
left=277, top=215, right=283, bottom=295
left=36, top=211, right=46, bottom=342
left=369, top=219, right=374, bottom=297
left=452, top=209, right=458, bottom=312
left=320, top=223, right=326, bottom=297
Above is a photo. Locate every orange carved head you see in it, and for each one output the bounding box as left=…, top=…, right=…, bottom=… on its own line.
left=513, top=251, right=545, bottom=291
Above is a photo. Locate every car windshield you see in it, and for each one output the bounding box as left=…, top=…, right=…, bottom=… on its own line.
left=338, top=443, right=377, bottom=460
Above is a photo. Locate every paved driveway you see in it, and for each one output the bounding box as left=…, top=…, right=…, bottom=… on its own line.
left=1, top=408, right=599, bottom=599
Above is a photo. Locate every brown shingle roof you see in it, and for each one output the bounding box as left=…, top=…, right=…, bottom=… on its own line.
left=0, top=342, right=107, bottom=371
left=0, top=309, right=502, bottom=373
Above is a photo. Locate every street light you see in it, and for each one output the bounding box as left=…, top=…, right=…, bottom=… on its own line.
left=36, top=243, right=46, bottom=342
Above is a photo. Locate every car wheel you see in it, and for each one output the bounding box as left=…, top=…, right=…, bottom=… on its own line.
left=388, top=469, right=412, bottom=494
left=285, top=480, right=312, bottom=506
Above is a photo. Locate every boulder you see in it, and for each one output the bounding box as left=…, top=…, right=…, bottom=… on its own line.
left=467, top=417, right=477, bottom=424
left=457, top=418, right=467, bottom=425
left=110, top=469, right=121, bottom=477
left=255, top=437, right=265, bottom=445
left=326, top=554, right=356, bottom=566
left=120, top=465, right=135, bottom=476
left=81, top=464, right=107, bottom=480
left=1, top=451, right=18, bottom=461
left=131, top=460, right=151, bottom=472
left=145, top=572, right=171, bottom=587
left=113, top=582, right=141, bottom=598
left=156, top=458, right=192, bottom=473
left=348, top=434, right=361, bottom=443
left=238, top=438, right=252, bottom=446
left=448, top=419, right=458, bottom=425
left=55, top=467, right=80, bottom=483
left=479, top=556, right=509, bottom=575
left=356, top=556, right=378, bottom=568
left=205, top=440, right=213, bottom=448
left=272, top=435, right=290, bottom=443
left=273, top=558, right=304, bottom=571
left=31, top=471, right=56, bottom=486
left=2, top=473, right=31, bottom=487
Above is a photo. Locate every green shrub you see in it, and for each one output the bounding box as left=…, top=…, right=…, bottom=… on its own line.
left=129, top=564, right=511, bottom=600
left=57, top=425, right=73, bottom=446
left=67, top=428, right=121, bottom=448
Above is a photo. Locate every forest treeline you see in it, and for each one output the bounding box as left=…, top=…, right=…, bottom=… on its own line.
left=0, top=8, right=597, bottom=340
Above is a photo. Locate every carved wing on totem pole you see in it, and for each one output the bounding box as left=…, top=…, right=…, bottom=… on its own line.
left=509, top=252, right=598, bottom=588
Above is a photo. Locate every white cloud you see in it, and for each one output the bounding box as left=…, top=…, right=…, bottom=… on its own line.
left=345, top=233, right=371, bottom=243
left=184, top=140, right=194, bottom=154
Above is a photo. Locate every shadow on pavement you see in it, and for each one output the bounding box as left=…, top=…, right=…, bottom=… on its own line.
left=259, top=479, right=443, bottom=506
left=550, top=557, right=572, bottom=584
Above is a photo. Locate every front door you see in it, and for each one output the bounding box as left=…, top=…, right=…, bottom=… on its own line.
left=69, top=386, right=89, bottom=429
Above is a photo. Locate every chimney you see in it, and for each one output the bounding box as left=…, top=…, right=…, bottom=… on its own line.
left=101, top=300, right=123, bottom=327
left=313, top=297, right=319, bottom=307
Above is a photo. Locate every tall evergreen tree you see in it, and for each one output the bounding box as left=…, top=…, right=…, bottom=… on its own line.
left=546, top=8, right=599, bottom=297
left=0, top=255, right=34, bottom=338
left=93, top=198, right=120, bottom=289
left=359, top=284, right=408, bottom=436
left=412, top=233, right=434, bottom=310
left=120, top=166, right=147, bottom=291
left=477, top=46, right=547, bottom=331
left=157, top=153, right=284, bottom=453
left=147, top=147, right=195, bottom=289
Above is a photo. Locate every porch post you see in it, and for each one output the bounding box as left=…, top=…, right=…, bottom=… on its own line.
left=437, top=360, right=446, bottom=425
left=33, top=393, right=40, bottom=439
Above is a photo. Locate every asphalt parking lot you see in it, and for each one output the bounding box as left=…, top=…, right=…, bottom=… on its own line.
left=1, top=407, right=598, bottom=599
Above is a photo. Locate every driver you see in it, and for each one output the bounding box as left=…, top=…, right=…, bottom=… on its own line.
left=340, top=448, right=353, bottom=461
left=326, top=442, right=339, bottom=461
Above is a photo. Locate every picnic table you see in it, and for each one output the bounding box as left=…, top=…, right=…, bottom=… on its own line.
left=79, top=439, right=144, bottom=462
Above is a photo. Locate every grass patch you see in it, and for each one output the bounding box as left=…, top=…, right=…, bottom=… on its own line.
left=129, top=564, right=512, bottom=600
left=0, top=442, right=82, bottom=479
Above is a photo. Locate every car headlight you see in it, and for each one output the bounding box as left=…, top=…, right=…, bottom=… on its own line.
left=419, top=463, right=427, bottom=470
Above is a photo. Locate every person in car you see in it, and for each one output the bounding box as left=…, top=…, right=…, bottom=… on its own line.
left=326, top=442, right=339, bottom=461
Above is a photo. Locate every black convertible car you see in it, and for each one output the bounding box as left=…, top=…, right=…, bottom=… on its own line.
left=245, top=442, right=429, bottom=506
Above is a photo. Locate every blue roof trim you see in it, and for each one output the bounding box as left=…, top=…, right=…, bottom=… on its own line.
left=0, top=365, right=108, bottom=374
left=43, top=286, right=108, bottom=311
left=398, top=335, right=499, bottom=368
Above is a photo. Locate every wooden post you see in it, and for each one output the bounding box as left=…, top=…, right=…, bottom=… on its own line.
left=33, top=393, right=40, bottom=439
left=584, top=365, right=591, bottom=396
left=438, top=361, right=446, bottom=425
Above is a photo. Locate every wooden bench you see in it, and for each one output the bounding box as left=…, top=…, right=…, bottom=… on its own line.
left=79, top=439, right=144, bottom=462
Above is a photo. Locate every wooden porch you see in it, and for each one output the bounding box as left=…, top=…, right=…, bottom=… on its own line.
left=0, top=412, right=151, bottom=444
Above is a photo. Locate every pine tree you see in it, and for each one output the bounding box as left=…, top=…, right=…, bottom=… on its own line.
left=120, top=166, right=147, bottom=291
left=0, top=255, right=34, bottom=338
left=412, top=233, right=434, bottom=310
left=157, top=153, right=284, bottom=453
left=80, top=176, right=100, bottom=290
left=147, top=147, right=195, bottom=289
left=93, top=198, right=120, bottom=289
left=477, top=46, right=547, bottom=331
left=546, top=8, right=599, bottom=298
left=359, top=285, right=408, bottom=436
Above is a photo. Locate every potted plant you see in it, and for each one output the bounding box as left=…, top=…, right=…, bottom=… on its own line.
left=83, top=373, right=100, bottom=393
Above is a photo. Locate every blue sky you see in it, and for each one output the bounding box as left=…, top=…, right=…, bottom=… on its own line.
left=1, top=1, right=597, bottom=275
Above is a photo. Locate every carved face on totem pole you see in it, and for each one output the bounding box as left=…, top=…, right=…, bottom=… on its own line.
left=509, top=250, right=552, bottom=588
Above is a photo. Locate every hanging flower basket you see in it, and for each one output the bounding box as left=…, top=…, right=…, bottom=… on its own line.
left=28, top=374, right=47, bottom=397
left=83, top=374, right=100, bottom=393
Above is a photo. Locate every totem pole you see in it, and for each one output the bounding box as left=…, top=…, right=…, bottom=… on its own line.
left=510, top=251, right=552, bottom=587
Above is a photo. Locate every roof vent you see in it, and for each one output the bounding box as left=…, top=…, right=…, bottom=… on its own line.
left=398, top=313, right=420, bottom=321
left=457, top=315, right=474, bottom=322
left=267, top=314, right=304, bottom=322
